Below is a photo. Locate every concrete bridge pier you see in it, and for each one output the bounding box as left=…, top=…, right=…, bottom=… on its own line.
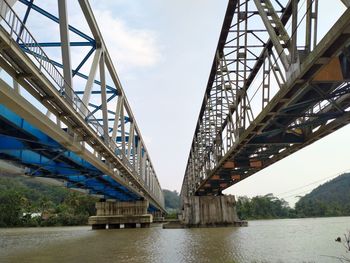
left=152, top=211, right=165, bottom=222
left=181, top=195, right=247, bottom=227
left=88, top=200, right=153, bottom=229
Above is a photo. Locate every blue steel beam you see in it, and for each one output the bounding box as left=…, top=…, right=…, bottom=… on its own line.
left=0, top=0, right=164, bottom=211
left=0, top=115, right=143, bottom=202
left=75, top=90, right=115, bottom=95
left=18, top=0, right=94, bottom=42
left=87, top=93, right=118, bottom=116
left=18, top=0, right=99, bottom=85
left=0, top=105, right=141, bottom=201
left=0, top=136, right=100, bottom=174
left=20, top=42, right=93, bottom=47
left=21, top=44, right=120, bottom=133
left=86, top=108, right=129, bottom=119
left=0, top=138, right=138, bottom=201
left=66, top=175, right=138, bottom=200
left=16, top=0, right=33, bottom=43
left=15, top=0, right=111, bottom=98
left=0, top=105, right=100, bottom=172
left=0, top=149, right=82, bottom=176
left=21, top=47, right=117, bottom=93
left=72, top=46, right=96, bottom=77
left=0, top=105, right=58, bottom=146
left=0, top=134, right=60, bottom=150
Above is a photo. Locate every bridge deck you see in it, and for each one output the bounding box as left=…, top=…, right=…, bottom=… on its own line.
left=181, top=1, right=350, bottom=197
left=0, top=0, right=165, bottom=212
left=0, top=103, right=142, bottom=202
left=199, top=8, right=350, bottom=195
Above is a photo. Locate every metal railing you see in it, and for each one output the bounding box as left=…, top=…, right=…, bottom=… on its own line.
left=0, top=0, right=162, bottom=205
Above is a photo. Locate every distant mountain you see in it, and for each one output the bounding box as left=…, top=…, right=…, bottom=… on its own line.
left=163, top=189, right=180, bottom=211
left=295, top=173, right=350, bottom=217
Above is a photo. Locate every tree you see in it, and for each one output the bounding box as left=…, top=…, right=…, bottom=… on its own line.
left=0, top=190, right=23, bottom=227
left=0, top=174, right=98, bottom=227
left=295, top=173, right=350, bottom=217
left=163, top=189, right=180, bottom=211
left=236, top=194, right=292, bottom=220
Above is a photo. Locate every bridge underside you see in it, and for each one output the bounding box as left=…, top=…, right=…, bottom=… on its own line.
left=200, top=78, right=350, bottom=196
left=0, top=0, right=165, bottom=214
left=0, top=97, right=161, bottom=213
left=0, top=102, right=151, bottom=202
left=181, top=0, right=350, bottom=201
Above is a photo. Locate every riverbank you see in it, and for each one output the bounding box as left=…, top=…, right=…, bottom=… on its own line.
left=0, top=217, right=349, bottom=263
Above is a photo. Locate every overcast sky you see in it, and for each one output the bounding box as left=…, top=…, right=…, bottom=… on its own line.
left=9, top=0, right=349, bottom=206
left=78, top=0, right=350, bottom=206
left=87, top=0, right=229, bottom=191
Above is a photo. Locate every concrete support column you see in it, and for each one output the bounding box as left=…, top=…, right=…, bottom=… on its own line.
left=181, top=195, right=246, bottom=227
left=89, top=200, right=153, bottom=230
left=152, top=211, right=164, bottom=222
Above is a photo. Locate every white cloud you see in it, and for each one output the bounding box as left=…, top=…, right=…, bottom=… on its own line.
left=90, top=9, right=161, bottom=71
left=142, top=135, right=153, bottom=146
left=16, top=0, right=161, bottom=68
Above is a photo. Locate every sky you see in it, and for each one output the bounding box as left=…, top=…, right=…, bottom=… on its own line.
left=5, top=0, right=350, bottom=207
left=87, top=0, right=350, bottom=206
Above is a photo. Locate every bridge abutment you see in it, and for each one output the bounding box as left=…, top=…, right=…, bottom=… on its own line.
left=181, top=195, right=246, bottom=227
left=88, top=200, right=153, bottom=229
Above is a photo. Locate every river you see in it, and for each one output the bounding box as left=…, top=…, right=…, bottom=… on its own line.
left=0, top=217, right=349, bottom=263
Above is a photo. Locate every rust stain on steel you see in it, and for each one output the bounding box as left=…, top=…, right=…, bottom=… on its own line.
left=231, top=174, right=241, bottom=180
left=313, top=56, right=343, bottom=81
left=250, top=159, right=263, bottom=168
left=223, top=161, right=235, bottom=168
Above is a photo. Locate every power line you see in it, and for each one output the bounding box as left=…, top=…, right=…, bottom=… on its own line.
left=276, top=169, right=350, bottom=199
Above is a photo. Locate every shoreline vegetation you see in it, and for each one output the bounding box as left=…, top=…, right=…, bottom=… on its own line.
left=164, top=173, right=350, bottom=220
left=0, top=173, right=349, bottom=227
left=0, top=174, right=97, bottom=227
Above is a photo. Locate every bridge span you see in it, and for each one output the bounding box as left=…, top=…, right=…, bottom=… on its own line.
left=180, top=0, right=350, bottom=226
left=0, top=0, right=165, bottom=227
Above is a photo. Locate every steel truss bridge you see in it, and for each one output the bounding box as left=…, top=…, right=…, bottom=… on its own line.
left=0, top=0, right=165, bottom=212
left=181, top=0, right=350, bottom=198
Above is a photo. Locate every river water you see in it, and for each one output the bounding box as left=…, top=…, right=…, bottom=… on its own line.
left=0, top=217, right=349, bottom=263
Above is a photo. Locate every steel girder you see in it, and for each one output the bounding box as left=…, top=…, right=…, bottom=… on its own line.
left=181, top=0, right=350, bottom=198
left=0, top=0, right=164, bottom=211
left=0, top=104, right=140, bottom=202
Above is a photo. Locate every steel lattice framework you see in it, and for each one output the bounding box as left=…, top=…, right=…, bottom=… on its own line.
left=181, top=0, right=350, bottom=198
left=0, top=0, right=164, bottom=212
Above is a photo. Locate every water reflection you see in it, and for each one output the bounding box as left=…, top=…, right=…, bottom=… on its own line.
left=0, top=217, right=349, bottom=263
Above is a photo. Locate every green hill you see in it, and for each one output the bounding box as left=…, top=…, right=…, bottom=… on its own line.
left=295, top=173, right=350, bottom=217
left=163, top=189, right=180, bottom=211
left=0, top=174, right=97, bottom=227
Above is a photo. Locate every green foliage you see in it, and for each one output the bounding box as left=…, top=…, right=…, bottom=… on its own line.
left=163, top=189, right=180, bottom=211
left=0, top=190, right=23, bottom=227
left=165, top=211, right=178, bottom=219
left=295, top=173, right=350, bottom=217
left=236, top=194, right=293, bottom=220
left=0, top=174, right=97, bottom=227
left=237, top=173, right=350, bottom=220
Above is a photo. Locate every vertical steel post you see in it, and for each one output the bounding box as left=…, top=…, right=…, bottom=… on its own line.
left=99, top=51, right=109, bottom=142
left=313, top=0, right=319, bottom=50
left=291, top=0, right=298, bottom=64
left=305, top=0, right=312, bottom=53
left=57, top=0, right=73, bottom=98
